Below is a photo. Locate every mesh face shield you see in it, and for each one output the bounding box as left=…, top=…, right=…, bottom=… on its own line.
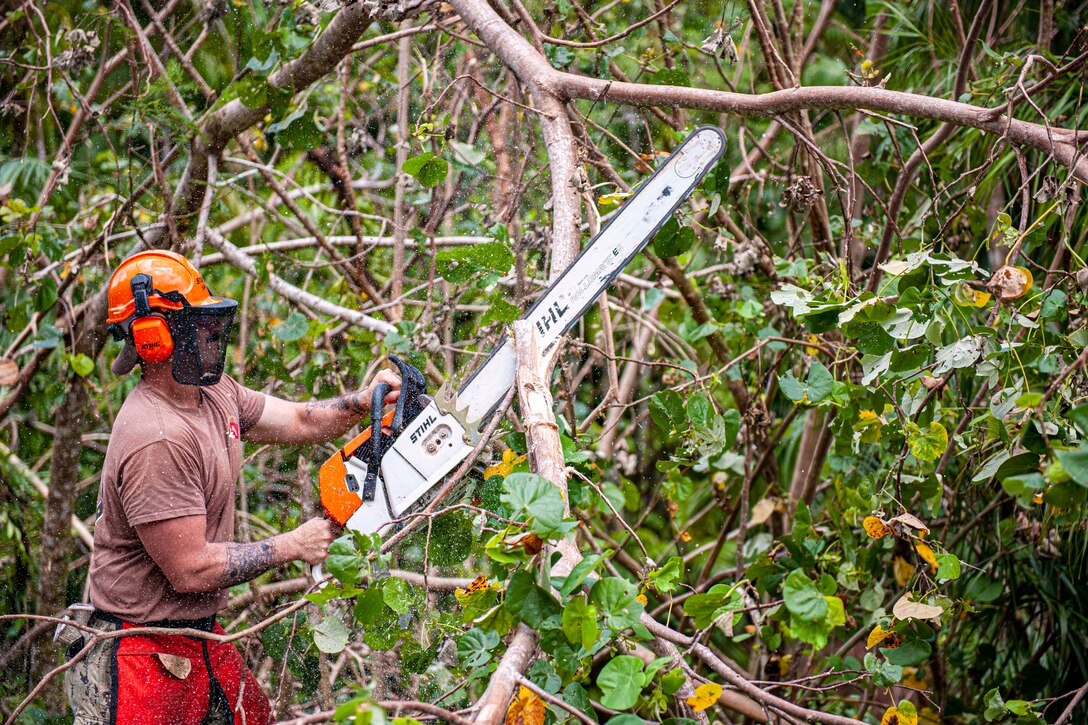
left=168, top=301, right=237, bottom=386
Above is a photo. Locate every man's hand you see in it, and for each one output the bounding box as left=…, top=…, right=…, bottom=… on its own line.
left=285, top=517, right=342, bottom=565
left=361, top=368, right=402, bottom=410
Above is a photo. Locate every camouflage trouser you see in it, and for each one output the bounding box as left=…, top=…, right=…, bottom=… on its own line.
left=63, top=614, right=118, bottom=725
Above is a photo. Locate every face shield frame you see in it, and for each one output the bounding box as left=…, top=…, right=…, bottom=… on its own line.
left=166, top=299, right=238, bottom=386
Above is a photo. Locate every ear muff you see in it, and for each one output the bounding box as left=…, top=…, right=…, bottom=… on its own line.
left=129, top=273, right=174, bottom=363
left=131, top=315, right=174, bottom=362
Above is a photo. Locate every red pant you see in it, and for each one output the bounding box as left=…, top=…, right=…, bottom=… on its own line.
left=67, top=614, right=272, bottom=725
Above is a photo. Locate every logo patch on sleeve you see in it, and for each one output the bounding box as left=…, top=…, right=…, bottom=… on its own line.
left=227, top=421, right=240, bottom=440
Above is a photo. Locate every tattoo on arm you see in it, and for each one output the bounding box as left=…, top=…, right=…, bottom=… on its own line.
left=302, top=393, right=368, bottom=421
left=217, top=540, right=276, bottom=588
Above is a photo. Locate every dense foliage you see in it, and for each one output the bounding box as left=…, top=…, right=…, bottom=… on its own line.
left=2, top=0, right=1088, bottom=723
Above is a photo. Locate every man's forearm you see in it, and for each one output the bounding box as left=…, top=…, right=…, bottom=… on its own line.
left=301, top=392, right=370, bottom=434
left=179, top=534, right=296, bottom=593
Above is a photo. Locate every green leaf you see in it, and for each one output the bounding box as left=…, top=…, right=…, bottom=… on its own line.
left=882, top=638, right=931, bottom=666
left=436, top=241, right=514, bottom=285
left=383, top=577, right=415, bottom=615
left=806, top=363, right=834, bottom=403
left=68, top=353, right=94, bottom=378
left=1055, top=446, right=1088, bottom=486
left=983, top=688, right=1007, bottom=721
left=907, top=421, right=948, bottom=462
left=782, top=569, right=828, bottom=622
left=561, top=597, right=599, bottom=649
left=647, top=556, right=684, bottom=594
left=652, top=218, right=696, bottom=257
left=457, top=627, right=500, bottom=667
left=266, top=109, right=323, bottom=151
left=326, top=535, right=362, bottom=585
left=596, top=655, right=645, bottom=710
left=501, top=472, right=566, bottom=536
left=272, top=312, right=309, bottom=342
left=403, top=151, right=449, bottom=188
left=683, top=583, right=742, bottom=629
left=506, top=570, right=561, bottom=627
left=650, top=390, right=685, bottom=432
left=481, top=296, right=521, bottom=325
left=687, top=392, right=713, bottom=429
left=312, top=614, right=350, bottom=654
left=556, top=552, right=608, bottom=597
left=935, top=553, right=962, bottom=582
left=590, top=577, right=645, bottom=630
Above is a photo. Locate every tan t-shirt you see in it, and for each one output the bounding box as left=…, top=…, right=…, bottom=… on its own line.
left=88, top=375, right=265, bottom=623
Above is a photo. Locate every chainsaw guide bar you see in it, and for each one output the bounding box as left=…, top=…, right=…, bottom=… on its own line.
left=319, top=126, right=727, bottom=534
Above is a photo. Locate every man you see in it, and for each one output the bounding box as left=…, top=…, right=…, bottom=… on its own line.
left=65, top=250, right=400, bottom=724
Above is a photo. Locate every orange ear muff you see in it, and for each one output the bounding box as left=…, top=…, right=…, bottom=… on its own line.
left=131, top=315, right=174, bottom=362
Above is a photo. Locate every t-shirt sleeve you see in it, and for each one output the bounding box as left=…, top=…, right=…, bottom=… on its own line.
left=221, top=374, right=266, bottom=434
left=119, top=440, right=207, bottom=526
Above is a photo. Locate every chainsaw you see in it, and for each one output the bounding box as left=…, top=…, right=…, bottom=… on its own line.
left=319, top=126, right=726, bottom=534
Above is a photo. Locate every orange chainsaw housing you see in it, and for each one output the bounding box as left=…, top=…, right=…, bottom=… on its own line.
left=319, top=408, right=396, bottom=526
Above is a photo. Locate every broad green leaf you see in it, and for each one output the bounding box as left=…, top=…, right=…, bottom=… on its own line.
left=501, top=472, right=566, bottom=536
left=383, top=577, right=415, bottom=615
left=561, top=597, right=599, bottom=649
left=312, top=614, right=350, bottom=654
left=596, top=655, right=645, bottom=710
left=272, top=312, right=308, bottom=342
left=1055, top=446, right=1088, bottom=486
left=907, top=421, right=948, bottom=462
left=589, top=576, right=644, bottom=630
left=782, top=569, right=828, bottom=622
left=68, top=353, right=94, bottom=377
left=456, top=627, right=500, bottom=667
left=506, top=570, right=561, bottom=627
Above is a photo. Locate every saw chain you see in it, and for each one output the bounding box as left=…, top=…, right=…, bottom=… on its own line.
left=319, top=125, right=727, bottom=534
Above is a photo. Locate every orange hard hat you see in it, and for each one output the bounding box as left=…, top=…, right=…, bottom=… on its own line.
left=106, top=250, right=223, bottom=324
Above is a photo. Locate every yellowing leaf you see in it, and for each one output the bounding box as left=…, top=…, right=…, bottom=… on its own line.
left=893, top=556, right=915, bottom=587
left=855, top=410, right=885, bottom=444
left=864, top=516, right=890, bottom=539
left=990, top=265, right=1034, bottom=301
left=919, top=706, right=941, bottom=725
left=902, top=667, right=928, bottom=690
left=914, top=543, right=938, bottom=571
left=505, top=686, right=546, bottom=725
left=597, top=192, right=631, bottom=208
left=896, top=700, right=919, bottom=725
left=952, top=283, right=992, bottom=308
left=484, top=449, right=525, bottom=480
left=749, top=497, right=777, bottom=526
left=881, top=702, right=919, bottom=725
left=635, top=593, right=648, bottom=605
left=679, top=531, right=692, bottom=543
left=892, top=594, right=944, bottom=621
left=805, top=334, right=820, bottom=356
left=907, top=421, right=948, bottom=463
left=685, top=682, right=722, bottom=712
left=866, top=624, right=890, bottom=649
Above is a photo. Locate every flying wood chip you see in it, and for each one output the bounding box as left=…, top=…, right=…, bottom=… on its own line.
left=0, top=358, right=18, bottom=387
